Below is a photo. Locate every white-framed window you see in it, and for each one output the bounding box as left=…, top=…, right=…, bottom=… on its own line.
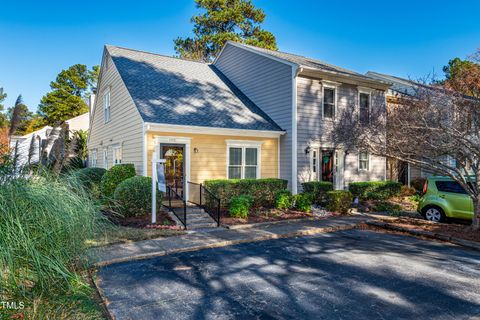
left=112, top=145, right=122, bottom=165
left=90, top=149, right=97, bottom=167
left=358, top=87, right=372, bottom=125
left=103, top=148, right=108, bottom=169
left=226, top=140, right=262, bottom=179
left=322, top=87, right=336, bottom=119
left=321, top=81, right=340, bottom=120
left=103, top=89, right=111, bottom=123
left=358, top=151, right=369, bottom=171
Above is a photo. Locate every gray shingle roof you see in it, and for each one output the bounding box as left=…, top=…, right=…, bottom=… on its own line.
left=106, top=45, right=284, bottom=132
left=366, top=71, right=418, bottom=96
left=229, top=42, right=389, bottom=83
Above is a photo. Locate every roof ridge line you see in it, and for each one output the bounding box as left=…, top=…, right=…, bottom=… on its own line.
left=105, top=45, right=209, bottom=65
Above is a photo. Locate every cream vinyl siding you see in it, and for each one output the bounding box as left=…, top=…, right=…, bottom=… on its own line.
left=145, top=132, right=278, bottom=182
left=87, top=51, right=144, bottom=173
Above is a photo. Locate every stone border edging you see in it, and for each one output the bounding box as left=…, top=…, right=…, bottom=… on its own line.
left=93, top=223, right=358, bottom=268
left=366, top=220, right=480, bottom=252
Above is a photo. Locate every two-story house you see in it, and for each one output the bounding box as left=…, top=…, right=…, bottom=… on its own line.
left=87, top=42, right=390, bottom=199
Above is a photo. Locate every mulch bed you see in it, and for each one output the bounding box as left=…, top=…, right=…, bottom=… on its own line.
left=376, top=217, right=480, bottom=242
left=220, top=208, right=317, bottom=226
left=103, top=210, right=182, bottom=230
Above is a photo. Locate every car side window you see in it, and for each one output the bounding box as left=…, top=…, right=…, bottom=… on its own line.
left=435, top=181, right=467, bottom=194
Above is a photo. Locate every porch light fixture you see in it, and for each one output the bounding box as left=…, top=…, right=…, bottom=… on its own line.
left=194, top=147, right=199, bottom=153
left=305, top=146, right=311, bottom=154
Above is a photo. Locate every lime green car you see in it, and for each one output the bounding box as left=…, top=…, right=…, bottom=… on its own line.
left=418, top=176, right=473, bottom=222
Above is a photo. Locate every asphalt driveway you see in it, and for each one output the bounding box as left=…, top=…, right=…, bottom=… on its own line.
left=97, top=230, right=480, bottom=319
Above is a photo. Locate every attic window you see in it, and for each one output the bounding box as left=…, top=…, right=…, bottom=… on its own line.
left=103, top=90, right=111, bottom=123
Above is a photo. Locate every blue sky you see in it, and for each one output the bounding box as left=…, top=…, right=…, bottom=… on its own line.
left=1, top=0, right=479, bottom=111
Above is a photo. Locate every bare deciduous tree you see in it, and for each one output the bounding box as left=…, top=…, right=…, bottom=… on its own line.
left=331, top=80, right=480, bottom=230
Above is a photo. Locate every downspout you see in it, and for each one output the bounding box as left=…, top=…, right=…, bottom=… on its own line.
left=291, top=66, right=302, bottom=194
left=143, top=123, right=148, bottom=176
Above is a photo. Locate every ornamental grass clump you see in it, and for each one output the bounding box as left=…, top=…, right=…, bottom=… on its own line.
left=0, top=173, right=107, bottom=301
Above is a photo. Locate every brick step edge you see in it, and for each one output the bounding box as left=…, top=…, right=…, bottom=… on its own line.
left=366, top=220, right=480, bottom=252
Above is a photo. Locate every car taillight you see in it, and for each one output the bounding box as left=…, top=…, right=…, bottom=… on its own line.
left=422, top=180, right=428, bottom=195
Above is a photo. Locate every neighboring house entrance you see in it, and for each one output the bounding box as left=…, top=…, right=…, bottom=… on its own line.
left=161, top=144, right=185, bottom=197
left=321, top=150, right=334, bottom=183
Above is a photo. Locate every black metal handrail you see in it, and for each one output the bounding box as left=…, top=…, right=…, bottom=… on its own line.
left=187, top=181, right=221, bottom=227
left=165, top=185, right=187, bottom=229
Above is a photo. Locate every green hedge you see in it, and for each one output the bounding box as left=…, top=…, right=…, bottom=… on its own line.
left=204, top=178, right=288, bottom=208
left=348, top=181, right=401, bottom=200
left=114, top=176, right=163, bottom=217
left=302, top=181, right=333, bottom=204
left=229, top=195, right=253, bottom=218
left=101, top=164, right=136, bottom=200
left=326, top=190, right=353, bottom=214
left=275, top=189, right=294, bottom=209
left=293, top=193, right=312, bottom=212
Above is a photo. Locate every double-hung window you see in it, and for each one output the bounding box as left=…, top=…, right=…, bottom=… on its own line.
left=103, top=90, right=111, bottom=123
left=323, top=87, right=336, bottom=119
left=113, top=145, right=122, bottom=165
left=359, top=89, right=371, bottom=125
left=90, top=150, right=97, bottom=167
left=358, top=151, right=369, bottom=171
left=227, top=141, right=261, bottom=179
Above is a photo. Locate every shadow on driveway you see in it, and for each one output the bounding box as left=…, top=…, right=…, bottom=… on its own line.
left=98, top=229, right=480, bottom=319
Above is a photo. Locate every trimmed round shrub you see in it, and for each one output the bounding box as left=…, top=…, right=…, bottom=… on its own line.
left=326, top=190, right=353, bottom=214
left=73, top=167, right=107, bottom=190
left=275, top=189, right=293, bottom=209
left=101, top=164, right=136, bottom=199
left=114, top=176, right=163, bottom=217
left=348, top=181, right=401, bottom=200
left=293, top=193, right=312, bottom=212
left=229, top=195, right=253, bottom=218
left=302, top=181, right=333, bottom=204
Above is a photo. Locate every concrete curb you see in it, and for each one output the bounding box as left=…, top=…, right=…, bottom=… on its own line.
left=93, top=275, right=115, bottom=320
left=93, top=223, right=359, bottom=268
left=366, top=220, right=480, bottom=252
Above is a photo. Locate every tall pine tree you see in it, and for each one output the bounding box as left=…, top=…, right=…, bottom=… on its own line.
left=39, top=64, right=98, bottom=125
left=174, top=0, right=277, bottom=62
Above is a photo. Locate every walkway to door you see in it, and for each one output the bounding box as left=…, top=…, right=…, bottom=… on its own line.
left=163, top=182, right=221, bottom=230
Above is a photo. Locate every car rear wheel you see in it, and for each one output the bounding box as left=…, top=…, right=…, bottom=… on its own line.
left=423, top=206, right=445, bottom=223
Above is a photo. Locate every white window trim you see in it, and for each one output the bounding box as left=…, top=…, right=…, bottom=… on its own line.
left=90, top=149, right=97, bottom=167
left=103, top=89, right=111, bottom=123
left=358, top=87, right=372, bottom=124
left=153, top=136, right=191, bottom=201
left=103, top=148, right=108, bottom=169
left=226, top=140, right=262, bottom=179
left=112, top=144, right=122, bottom=165
left=321, top=81, right=340, bottom=120
left=358, top=151, right=370, bottom=172
left=309, top=147, right=320, bottom=181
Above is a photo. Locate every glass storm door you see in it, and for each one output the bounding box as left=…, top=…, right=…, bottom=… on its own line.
left=321, top=150, right=334, bottom=183
left=161, top=144, right=185, bottom=196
